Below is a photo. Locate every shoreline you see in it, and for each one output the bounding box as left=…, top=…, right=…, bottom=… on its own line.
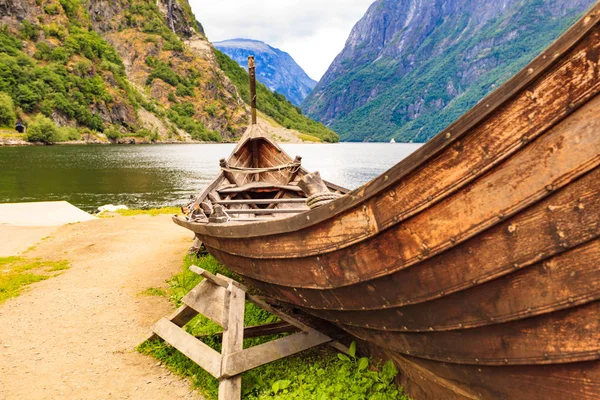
left=0, top=139, right=417, bottom=147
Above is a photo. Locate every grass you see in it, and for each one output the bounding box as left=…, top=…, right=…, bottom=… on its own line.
left=297, top=133, right=322, bottom=143
left=0, top=256, right=70, bottom=304
left=106, top=206, right=181, bottom=217
left=140, top=287, right=167, bottom=297
left=138, top=254, right=409, bottom=399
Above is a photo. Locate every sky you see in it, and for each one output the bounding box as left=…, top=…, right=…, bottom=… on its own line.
left=189, top=0, right=375, bottom=81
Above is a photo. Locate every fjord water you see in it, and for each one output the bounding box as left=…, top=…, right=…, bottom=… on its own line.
left=0, top=143, right=421, bottom=212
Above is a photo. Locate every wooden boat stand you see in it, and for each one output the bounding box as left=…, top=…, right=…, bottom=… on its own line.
left=150, top=266, right=346, bottom=400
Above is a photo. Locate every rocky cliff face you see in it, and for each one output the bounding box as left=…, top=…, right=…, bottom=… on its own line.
left=0, top=0, right=247, bottom=142
left=303, top=0, right=596, bottom=142
left=214, top=39, right=316, bottom=106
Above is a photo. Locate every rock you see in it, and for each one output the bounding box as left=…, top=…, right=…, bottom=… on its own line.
left=303, top=0, right=596, bottom=142
left=97, top=204, right=129, bottom=214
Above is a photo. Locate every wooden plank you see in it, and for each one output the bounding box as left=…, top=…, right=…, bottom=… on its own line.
left=196, top=321, right=298, bottom=340
left=246, top=295, right=315, bottom=332
left=386, top=351, right=600, bottom=400
left=219, top=283, right=246, bottom=399
left=226, top=209, right=306, bottom=215
left=346, top=301, right=600, bottom=365
left=218, top=184, right=302, bottom=194
left=222, top=330, right=331, bottom=377
left=153, top=318, right=222, bottom=378
left=189, top=266, right=229, bottom=288
left=182, top=279, right=229, bottom=327
left=169, top=304, right=199, bottom=327
left=317, top=239, right=600, bottom=331
left=216, top=199, right=306, bottom=205
left=242, top=165, right=600, bottom=311
left=145, top=304, right=199, bottom=342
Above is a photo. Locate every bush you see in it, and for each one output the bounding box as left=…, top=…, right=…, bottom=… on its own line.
left=25, top=114, right=59, bottom=144
left=44, top=4, right=60, bottom=15
left=0, top=92, right=16, bottom=128
left=19, top=21, right=39, bottom=41
left=104, top=126, right=121, bottom=140
left=57, top=126, right=80, bottom=141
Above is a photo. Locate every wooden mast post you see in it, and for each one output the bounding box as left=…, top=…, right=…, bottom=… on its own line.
left=248, top=56, right=257, bottom=125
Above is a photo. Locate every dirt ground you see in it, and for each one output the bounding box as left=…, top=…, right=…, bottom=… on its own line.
left=0, top=215, right=203, bottom=399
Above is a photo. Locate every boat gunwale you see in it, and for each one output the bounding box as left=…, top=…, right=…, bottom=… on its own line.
left=177, top=4, right=600, bottom=239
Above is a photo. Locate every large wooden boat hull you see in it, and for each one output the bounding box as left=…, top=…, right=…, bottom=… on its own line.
left=174, top=6, right=600, bottom=399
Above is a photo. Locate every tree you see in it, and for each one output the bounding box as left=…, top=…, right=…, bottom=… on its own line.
left=0, top=92, right=16, bottom=128
left=25, top=114, right=59, bottom=144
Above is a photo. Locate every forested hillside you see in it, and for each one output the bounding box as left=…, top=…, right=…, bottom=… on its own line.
left=303, top=0, right=595, bottom=142
left=0, top=0, right=335, bottom=144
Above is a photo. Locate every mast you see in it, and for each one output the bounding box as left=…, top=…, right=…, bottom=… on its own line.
left=248, top=56, right=257, bottom=125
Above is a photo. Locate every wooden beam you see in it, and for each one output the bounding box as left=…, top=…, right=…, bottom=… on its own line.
left=196, top=321, right=299, bottom=340
left=218, top=184, right=302, bottom=194
left=219, top=283, right=246, bottom=399
left=153, top=318, right=222, bottom=379
left=216, top=199, right=306, bottom=205
left=222, top=330, right=331, bottom=377
left=145, top=304, right=199, bottom=342
left=226, top=209, right=306, bottom=215
left=189, top=266, right=230, bottom=288
left=182, top=280, right=229, bottom=328
left=246, top=295, right=314, bottom=332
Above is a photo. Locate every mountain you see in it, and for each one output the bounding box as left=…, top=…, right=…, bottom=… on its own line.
left=213, top=48, right=338, bottom=142
left=214, top=39, right=316, bottom=106
left=302, top=0, right=596, bottom=142
left=0, top=0, right=333, bottom=144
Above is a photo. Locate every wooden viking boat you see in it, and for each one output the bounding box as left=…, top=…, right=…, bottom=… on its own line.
left=174, top=7, right=600, bottom=399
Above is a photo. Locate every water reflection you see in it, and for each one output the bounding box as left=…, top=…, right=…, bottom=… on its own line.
left=0, top=143, right=421, bottom=212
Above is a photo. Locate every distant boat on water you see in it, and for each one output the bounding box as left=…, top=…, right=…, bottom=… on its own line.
left=390, top=138, right=396, bottom=143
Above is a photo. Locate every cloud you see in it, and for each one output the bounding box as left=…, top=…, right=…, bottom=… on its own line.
left=189, top=0, right=374, bottom=80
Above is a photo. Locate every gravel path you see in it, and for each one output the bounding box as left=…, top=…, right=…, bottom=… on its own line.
left=0, top=215, right=202, bottom=399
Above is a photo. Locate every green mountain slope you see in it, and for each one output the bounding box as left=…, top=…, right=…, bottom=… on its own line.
left=214, top=49, right=338, bottom=142
left=303, top=0, right=595, bottom=142
left=0, top=0, right=330, bottom=144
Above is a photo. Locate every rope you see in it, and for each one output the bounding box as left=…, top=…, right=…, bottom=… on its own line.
left=306, top=192, right=342, bottom=209
left=221, top=162, right=301, bottom=174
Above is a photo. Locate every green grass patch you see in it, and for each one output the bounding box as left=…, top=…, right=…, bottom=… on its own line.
left=140, top=287, right=167, bottom=297
left=0, top=256, right=70, bottom=304
left=114, top=206, right=181, bottom=217
left=297, top=133, right=322, bottom=143
left=138, top=254, right=408, bottom=399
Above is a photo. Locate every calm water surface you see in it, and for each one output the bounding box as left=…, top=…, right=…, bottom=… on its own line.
left=0, top=143, right=421, bottom=212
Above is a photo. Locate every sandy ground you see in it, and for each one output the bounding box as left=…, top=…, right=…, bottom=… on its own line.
left=0, top=226, right=57, bottom=257
left=0, top=215, right=202, bottom=400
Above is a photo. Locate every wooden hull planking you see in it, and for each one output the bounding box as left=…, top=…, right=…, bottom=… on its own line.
left=173, top=6, right=600, bottom=399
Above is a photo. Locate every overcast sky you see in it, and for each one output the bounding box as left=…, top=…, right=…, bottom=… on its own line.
left=189, top=0, right=375, bottom=81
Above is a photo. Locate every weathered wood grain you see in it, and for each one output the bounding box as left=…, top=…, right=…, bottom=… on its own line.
left=346, top=301, right=600, bottom=365
left=383, top=352, right=600, bottom=400
left=311, top=239, right=600, bottom=331
left=182, top=279, right=228, bottom=327
left=153, top=318, right=222, bottom=378
left=222, top=330, right=331, bottom=377
left=241, top=166, right=600, bottom=310
left=218, top=283, right=246, bottom=398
